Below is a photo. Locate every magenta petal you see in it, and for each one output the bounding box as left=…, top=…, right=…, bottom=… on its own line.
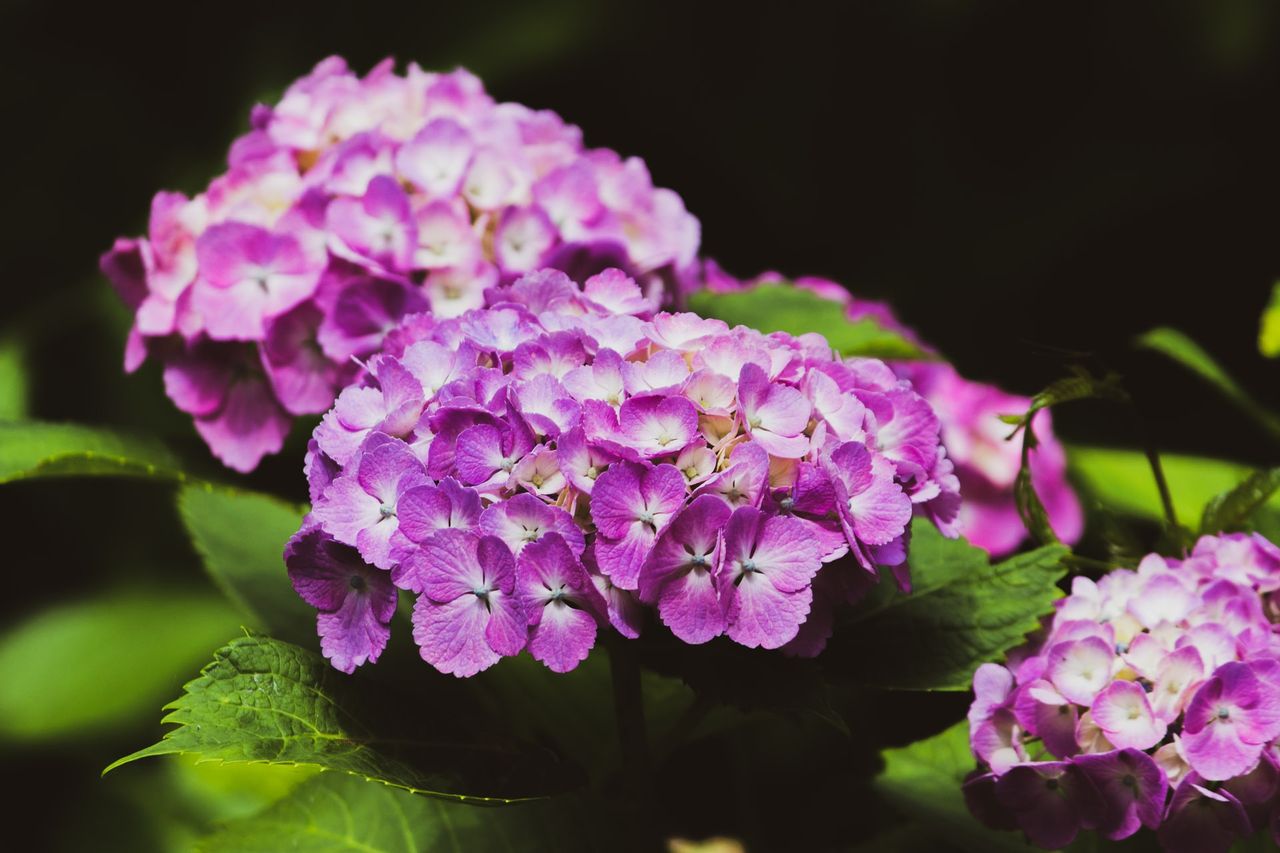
left=483, top=589, right=527, bottom=658
left=722, top=572, right=812, bottom=650
left=412, top=594, right=501, bottom=677
left=994, top=762, right=1100, bottom=850
left=285, top=529, right=396, bottom=674
left=1182, top=718, right=1266, bottom=782
left=594, top=531, right=653, bottom=591
left=193, top=373, right=292, bottom=474
left=1091, top=680, right=1166, bottom=750
left=638, top=494, right=732, bottom=603
left=658, top=570, right=724, bottom=644
left=527, top=604, right=597, bottom=673
left=397, top=479, right=481, bottom=543
left=1072, top=749, right=1168, bottom=841
left=1013, top=680, right=1080, bottom=758
left=1158, top=774, right=1253, bottom=853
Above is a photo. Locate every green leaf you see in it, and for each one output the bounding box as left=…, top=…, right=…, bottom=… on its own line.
left=828, top=520, right=1068, bottom=690
left=1069, top=445, right=1280, bottom=524
left=876, top=722, right=1028, bottom=853
left=1137, top=326, right=1280, bottom=440
left=195, top=773, right=600, bottom=853
left=1200, top=467, right=1280, bottom=535
left=106, top=635, right=579, bottom=803
left=176, top=483, right=314, bottom=642
left=0, top=336, right=28, bottom=420
left=1021, top=368, right=1129, bottom=419
left=1259, top=282, right=1280, bottom=358
left=687, top=283, right=934, bottom=360
left=0, top=590, right=241, bottom=740
left=0, top=420, right=185, bottom=483
left=166, top=756, right=320, bottom=824
left=1004, top=367, right=1130, bottom=544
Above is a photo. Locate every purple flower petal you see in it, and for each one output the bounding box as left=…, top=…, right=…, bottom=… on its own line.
left=517, top=533, right=598, bottom=672
left=286, top=528, right=396, bottom=674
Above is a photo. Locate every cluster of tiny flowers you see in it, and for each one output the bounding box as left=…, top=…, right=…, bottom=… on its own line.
left=284, top=266, right=959, bottom=678
left=964, top=533, right=1280, bottom=852
left=100, top=56, right=700, bottom=471
left=697, top=265, right=1081, bottom=556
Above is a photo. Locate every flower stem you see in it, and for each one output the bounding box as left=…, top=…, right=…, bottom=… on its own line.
left=605, top=633, right=650, bottom=792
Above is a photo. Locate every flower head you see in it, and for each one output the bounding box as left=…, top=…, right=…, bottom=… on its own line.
left=105, top=57, right=700, bottom=471
left=964, top=532, right=1280, bottom=850
left=288, top=266, right=953, bottom=675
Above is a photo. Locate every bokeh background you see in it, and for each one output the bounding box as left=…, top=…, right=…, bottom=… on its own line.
left=2, top=1, right=1279, bottom=849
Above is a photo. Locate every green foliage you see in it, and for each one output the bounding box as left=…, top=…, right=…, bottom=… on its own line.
left=168, top=756, right=319, bottom=824
left=1003, top=367, right=1130, bottom=544
left=1069, top=445, right=1280, bottom=525
left=0, top=337, right=28, bottom=420
left=828, top=521, right=1068, bottom=690
left=1138, top=326, right=1280, bottom=440
left=1260, top=282, right=1280, bottom=358
left=0, top=420, right=185, bottom=483
left=1200, top=467, right=1280, bottom=535
left=107, top=635, right=578, bottom=803
left=687, top=283, right=933, bottom=360
left=177, top=483, right=315, bottom=642
left=195, top=772, right=598, bottom=853
left=194, top=773, right=452, bottom=853
left=875, top=722, right=1028, bottom=853
left=0, top=590, right=240, bottom=740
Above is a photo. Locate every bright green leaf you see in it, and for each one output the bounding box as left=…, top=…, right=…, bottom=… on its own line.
left=829, top=521, right=1068, bottom=690
left=176, top=483, right=314, bottom=642
left=0, top=420, right=185, bottom=483
left=196, top=772, right=599, bottom=853
left=687, top=284, right=934, bottom=360
left=168, top=756, right=320, bottom=824
left=876, top=722, right=1028, bottom=853
left=106, top=635, right=578, bottom=803
left=0, top=590, right=240, bottom=740
left=1068, top=445, right=1280, bottom=524
left=1259, top=282, right=1280, bottom=358
left=0, top=337, right=28, bottom=420
left=1200, top=467, right=1280, bottom=536
left=1137, top=326, right=1280, bottom=440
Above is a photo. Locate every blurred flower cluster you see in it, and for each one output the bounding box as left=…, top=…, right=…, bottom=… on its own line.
left=286, top=265, right=959, bottom=676
left=101, top=56, right=699, bottom=471
left=965, top=533, right=1280, bottom=852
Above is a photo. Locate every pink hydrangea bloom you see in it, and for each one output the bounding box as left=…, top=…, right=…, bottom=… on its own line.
left=287, top=266, right=957, bottom=676
left=102, top=57, right=699, bottom=472
left=964, top=532, right=1280, bottom=851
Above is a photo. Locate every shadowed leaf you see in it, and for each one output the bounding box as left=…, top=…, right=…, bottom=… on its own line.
left=0, top=420, right=185, bottom=483
left=829, top=520, right=1067, bottom=690
left=177, top=483, right=315, bottom=643
left=106, top=635, right=583, bottom=803
left=876, top=722, right=1028, bottom=853
left=1138, top=326, right=1280, bottom=440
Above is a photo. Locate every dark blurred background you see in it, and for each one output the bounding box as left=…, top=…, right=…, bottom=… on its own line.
left=2, top=1, right=1279, bottom=849
left=7, top=0, right=1280, bottom=460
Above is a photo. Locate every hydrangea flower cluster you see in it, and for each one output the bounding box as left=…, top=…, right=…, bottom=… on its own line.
left=697, top=266, right=1081, bottom=556
left=285, top=266, right=959, bottom=677
left=100, top=56, right=699, bottom=471
left=964, top=532, right=1280, bottom=852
